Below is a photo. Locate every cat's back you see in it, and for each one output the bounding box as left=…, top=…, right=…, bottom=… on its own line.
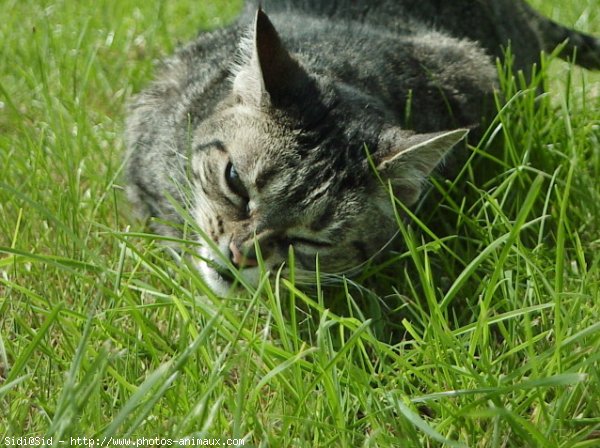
left=251, top=0, right=569, bottom=72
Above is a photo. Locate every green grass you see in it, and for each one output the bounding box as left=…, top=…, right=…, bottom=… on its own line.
left=1, top=0, right=599, bottom=446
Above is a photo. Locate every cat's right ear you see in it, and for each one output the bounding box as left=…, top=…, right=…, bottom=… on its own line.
left=233, top=9, right=307, bottom=106
left=375, top=128, right=469, bottom=206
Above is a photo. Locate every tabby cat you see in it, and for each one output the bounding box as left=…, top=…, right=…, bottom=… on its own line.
left=125, top=0, right=600, bottom=295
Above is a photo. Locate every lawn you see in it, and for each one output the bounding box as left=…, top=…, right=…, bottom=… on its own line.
left=0, top=0, right=599, bottom=446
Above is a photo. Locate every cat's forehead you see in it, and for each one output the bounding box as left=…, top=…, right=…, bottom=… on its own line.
left=225, top=105, right=299, bottom=147
left=199, top=102, right=372, bottom=217
left=215, top=105, right=319, bottom=170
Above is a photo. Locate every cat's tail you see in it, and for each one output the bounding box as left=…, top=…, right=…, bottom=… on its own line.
left=531, top=6, right=600, bottom=70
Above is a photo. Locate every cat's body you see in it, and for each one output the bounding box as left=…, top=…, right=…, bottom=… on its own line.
left=125, top=0, right=600, bottom=295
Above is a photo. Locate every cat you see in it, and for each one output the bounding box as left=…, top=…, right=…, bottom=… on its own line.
left=125, top=0, right=600, bottom=295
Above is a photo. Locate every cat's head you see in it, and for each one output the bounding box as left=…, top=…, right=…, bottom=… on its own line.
left=190, top=10, right=467, bottom=294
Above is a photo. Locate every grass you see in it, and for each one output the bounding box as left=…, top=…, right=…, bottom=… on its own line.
left=0, top=0, right=599, bottom=446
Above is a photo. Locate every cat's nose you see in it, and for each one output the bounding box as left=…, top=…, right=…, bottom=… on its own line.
left=229, top=241, right=258, bottom=269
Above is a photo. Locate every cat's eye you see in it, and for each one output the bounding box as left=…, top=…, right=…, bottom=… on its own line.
left=287, top=236, right=332, bottom=249
left=225, top=162, right=249, bottom=200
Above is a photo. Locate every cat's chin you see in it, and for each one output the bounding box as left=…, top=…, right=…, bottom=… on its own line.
left=200, top=264, right=235, bottom=297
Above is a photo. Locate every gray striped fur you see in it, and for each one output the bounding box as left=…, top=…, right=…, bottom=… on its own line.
left=125, top=1, right=599, bottom=294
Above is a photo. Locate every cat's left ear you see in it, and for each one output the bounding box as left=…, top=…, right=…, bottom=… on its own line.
left=375, top=128, right=469, bottom=205
left=233, top=8, right=307, bottom=106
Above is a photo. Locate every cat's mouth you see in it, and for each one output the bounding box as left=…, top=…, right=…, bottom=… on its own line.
left=213, top=264, right=236, bottom=284
left=195, top=246, right=235, bottom=295
left=197, top=260, right=236, bottom=296
left=197, top=246, right=265, bottom=295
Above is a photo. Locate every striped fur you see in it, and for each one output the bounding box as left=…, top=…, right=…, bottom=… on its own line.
left=125, top=1, right=599, bottom=295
